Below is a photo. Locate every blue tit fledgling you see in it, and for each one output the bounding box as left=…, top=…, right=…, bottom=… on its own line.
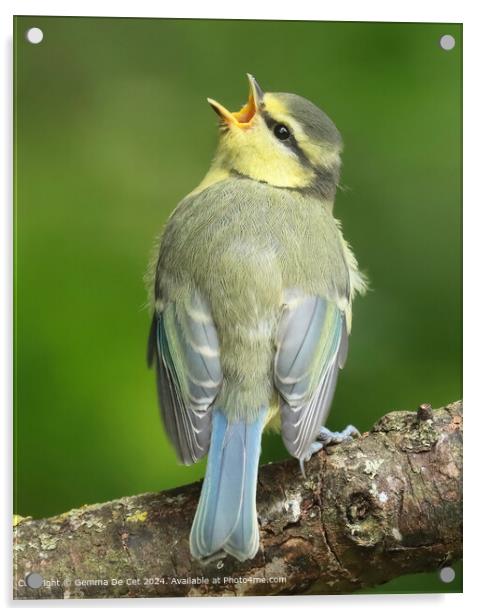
left=147, top=74, right=366, bottom=563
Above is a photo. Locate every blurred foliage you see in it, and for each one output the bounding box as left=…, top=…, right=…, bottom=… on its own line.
left=14, top=17, right=461, bottom=593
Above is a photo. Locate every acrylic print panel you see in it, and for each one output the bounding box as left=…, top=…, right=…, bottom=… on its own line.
left=13, top=16, right=462, bottom=599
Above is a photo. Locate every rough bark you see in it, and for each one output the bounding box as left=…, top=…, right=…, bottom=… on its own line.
left=13, top=401, right=462, bottom=599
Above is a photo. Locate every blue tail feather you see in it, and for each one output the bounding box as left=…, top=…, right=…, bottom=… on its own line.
left=189, top=408, right=267, bottom=561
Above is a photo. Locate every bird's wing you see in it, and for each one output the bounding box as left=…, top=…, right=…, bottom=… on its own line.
left=147, top=291, right=222, bottom=465
left=274, top=290, right=348, bottom=461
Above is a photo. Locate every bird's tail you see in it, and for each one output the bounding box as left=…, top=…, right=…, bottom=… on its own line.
left=189, top=408, right=267, bottom=562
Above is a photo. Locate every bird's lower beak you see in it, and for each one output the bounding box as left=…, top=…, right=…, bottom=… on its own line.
left=208, top=74, right=264, bottom=129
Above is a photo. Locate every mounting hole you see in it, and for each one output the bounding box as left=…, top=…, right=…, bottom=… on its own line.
left=439, top=34, right=455, bottom=51
left=439, top=566, right=456, bottom=583
left=26, top=28, right=44, bottom=45
left=26, top=572, right=43, bottom=589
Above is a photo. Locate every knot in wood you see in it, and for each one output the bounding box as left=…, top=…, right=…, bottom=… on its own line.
left=347, top=492, right=372, bottom=523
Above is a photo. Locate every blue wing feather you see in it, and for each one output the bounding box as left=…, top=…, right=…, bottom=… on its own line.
left=274, top=292, right=347, bottom=461
left=148, top=291, right=222, bottom=464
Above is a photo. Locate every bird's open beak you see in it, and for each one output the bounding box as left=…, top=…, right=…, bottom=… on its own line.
left=207, top=74, right=264, bottom=129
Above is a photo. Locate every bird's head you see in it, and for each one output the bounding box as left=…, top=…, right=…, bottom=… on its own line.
left=207, top=74, right=342, bottom=198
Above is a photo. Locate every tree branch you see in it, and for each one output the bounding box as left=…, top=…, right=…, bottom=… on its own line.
left=13, top=401, right=462, bottom=599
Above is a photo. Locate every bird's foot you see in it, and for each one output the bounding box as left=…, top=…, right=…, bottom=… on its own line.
left=317, top=424, right=360, bottom=446
left=299, top=425, right=360, bottom=478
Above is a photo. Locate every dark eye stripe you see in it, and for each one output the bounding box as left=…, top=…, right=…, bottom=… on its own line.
left=260, top=110, right=312, bottom=168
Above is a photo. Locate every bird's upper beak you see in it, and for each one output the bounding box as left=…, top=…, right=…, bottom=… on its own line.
left=207, top=74, right=264, bottom=129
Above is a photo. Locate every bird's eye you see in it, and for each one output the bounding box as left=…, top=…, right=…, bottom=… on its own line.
left=273, top=123, right=290, bottom=140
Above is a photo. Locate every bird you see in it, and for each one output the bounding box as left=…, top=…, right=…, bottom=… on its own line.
left=147, top=74, right=367, bottom=563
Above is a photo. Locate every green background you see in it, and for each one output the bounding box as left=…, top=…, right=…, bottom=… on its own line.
left=14, top=17, right=462, bottom=593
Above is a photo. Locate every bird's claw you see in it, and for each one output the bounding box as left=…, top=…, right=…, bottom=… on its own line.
left=317, top=424, right=360, bottom=446
left=298, top=425, right=360, bottom=478
left=299, top=442, right=323, bottom=478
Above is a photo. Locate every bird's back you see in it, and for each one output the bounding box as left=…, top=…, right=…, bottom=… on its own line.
left=154, top=177, right=349, bottom=419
